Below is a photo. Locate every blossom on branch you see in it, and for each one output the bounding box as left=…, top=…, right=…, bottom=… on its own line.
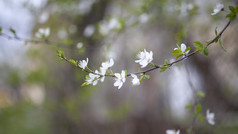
left=211, top=3, right=224, bottom=15
left=78, top=58, right=88, bottom=69
left=206, top=109, right=215, bottom=125
left=86, top=73, right=100, bottom=86
left=101, top=58, right=114, bottom=70
left=135, top=49, right=153, bottom=68
left=35, top=27, right=50, bottom=38
left=174, top=43, right=190, bottom=56
left=114, top=70, right=126, bottom=89
left=166, top=129, right=180, bottom=134
left=131, top=74, right=140, bottom=85
left=95, top=69, right=106, bottom=82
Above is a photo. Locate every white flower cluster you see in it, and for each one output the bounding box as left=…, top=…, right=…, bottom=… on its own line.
left=77, top=49, right=155, bottom=89
left=99, top=17, right=122, bottom=35
left=211, top=3, right=224, bottom=15
left=206, top=109, right=215, bottom=125
left=135, top=49, right=153, bottom=68
left=35, top=27, right=50, bottom=38
left=166, top=129, right=180, bottom=134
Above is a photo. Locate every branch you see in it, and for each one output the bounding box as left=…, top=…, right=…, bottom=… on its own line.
left=0, top=32, right=77, bottom=48
left=128, top=21, right=231, bottom=77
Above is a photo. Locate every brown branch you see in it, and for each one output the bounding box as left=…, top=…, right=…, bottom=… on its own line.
left=128, top=20, right=231, bottom=77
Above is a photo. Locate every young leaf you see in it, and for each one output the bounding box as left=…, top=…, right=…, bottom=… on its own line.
left=160, top=66, right=168, bottom=72
left=9, top=28, right=17, bottom=37
left=124, top=70, right=127, bottom=76
left=195, top=104, right=202, bottom=114
left=172, top=49, right=183, bottom=55
left=144, top=74, right=150, bottom=79
left=193, top=41, right=203, bottom=50
left=185, top=103, right=193, bottom=109
left=139, top=76, right=144, bottom=83
left=197, top=114, right=204, bottom=122
left=197, top=91, right=205, bottom=98
left=203, top=48, right=209, bottom=56
left=226, top=12, right=236, bottom=21
left=64, top=39, right=73, bottom=45
left=81, top=81, right=88, bottom=87
left=215, top=27, right=218, bottom=36
left=57, top=50, right=65, bottom=59
left=69, top=59, right=77, bottom=66
left=229, top=6, right=235, bottom=13
left=150, top=62, right=156, bottom=67
left=218, top=38, right=226, bottom=51
left=176, top=54, right=183, bottom=59
left=164, top=59, right=169, bottom=66
left=185, top=47, right=191, bottom=53
left=235, top=6, right=238, bottom=13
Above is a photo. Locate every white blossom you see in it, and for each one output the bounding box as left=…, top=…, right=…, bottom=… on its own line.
left=86, top=73, right=100, bottom=86
left=84, top=25, right=95, bottom=37
left=108, top=18, right=121, bottom=30
left=135, top=49, right=153, bottom=68
left=95, top=69, right=106, bottom=82
left=166, top=129, right=180, bottom=134
left=77, top=42, right=83, bottom=49
left=99, top=18, right=121, bottom=35
left=114, top=70, right=126, bottom=89
left=101, top=58, right=114, bottom=70
left=206, top=109, right=215, bottom=125
left=174, top=43, right=190, bottom=56
left=211, top=3, right=224, bottom=15
left=35, top=27, right=50, bottom=38
left=78, top=58, right=88, bottom=69
left=139, top=13, right=150, bottom=23
left=131, top=74, right=140, bottom=85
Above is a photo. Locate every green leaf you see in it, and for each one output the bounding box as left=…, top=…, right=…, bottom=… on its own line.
left=197, top=91, right=205, bottom=98
left=81, top=81, right=88, bottom=87
left=0, top=27, right=2, bottom=33
left=9, top=28, right=16, bottom=36
left=186, top=129, right=192, bottom=134
left=176, top=54, right=183, bottom=59
left=150, top=62, right=156, bottom=67
left=160, top=66, right=168, bottom=72
left=69, top=59, right=77, bottom=66
left=144, top=74, right=150, bottom=79
left=124, top=70, right=127, bottom=76
left=229, top=6, right=235, bottom=13
left=197, top=114, right=204, bottom=122
left=138, top=68, right=141, bottom=73
left=139, top=76, right=144, bottom=83
left=235, top=6, right=238, bottom=13
left=172, top=49, right=183, bottom=55
left=193, top=41, right=203, bottom=50
left=64, top=39, right=73, bottom=45
left=185, top=103, right=192, bottom=109
left=164, top=59, right=169, bottom=66
left=185, top=47, right=191, bottom=53
left=218, top=38, right=226, bottom=51
left=215, top=27, right=218, bottom=36
left=195, top=104, right=202, bottom=114
left=57, top=50, right=65, bottom=59
left=203, top=48, right=209, bottom=56
left=226, top=12, right=236, bottom=21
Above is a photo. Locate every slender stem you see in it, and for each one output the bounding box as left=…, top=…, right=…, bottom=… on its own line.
left=127, top=21, right=231, bottom=77
left=1, top=21, right=231, bottom=78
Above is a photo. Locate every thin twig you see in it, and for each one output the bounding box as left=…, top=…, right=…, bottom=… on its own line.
left=128, top=21, right=231, bottom=77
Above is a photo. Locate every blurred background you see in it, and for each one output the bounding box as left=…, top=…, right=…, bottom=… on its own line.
left=0, top=0, right=238, bottom=134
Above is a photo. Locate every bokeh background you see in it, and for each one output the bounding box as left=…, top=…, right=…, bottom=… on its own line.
left=0, top=0, right=238, bottom=134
